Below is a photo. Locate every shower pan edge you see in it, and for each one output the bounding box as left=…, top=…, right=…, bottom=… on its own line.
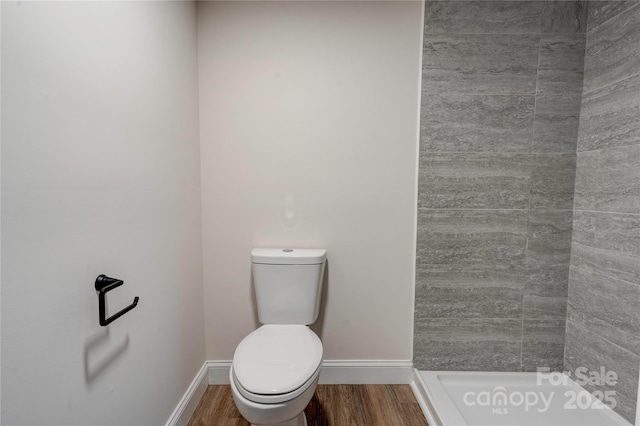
left=412, top=370, right=631, bottom=426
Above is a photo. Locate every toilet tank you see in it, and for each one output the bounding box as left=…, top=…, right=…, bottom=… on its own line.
left=251, top=248, right=326, bottom=325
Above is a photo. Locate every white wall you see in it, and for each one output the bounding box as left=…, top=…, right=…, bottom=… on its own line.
left=198, top=1, right=423, bottom=361
left=1, top=2, right=204, bottom=425
left=1, top=1, right=423, bottom=422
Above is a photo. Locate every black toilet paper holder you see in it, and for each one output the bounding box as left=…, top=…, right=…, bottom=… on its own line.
left=95, top=275, right=139, bottom=326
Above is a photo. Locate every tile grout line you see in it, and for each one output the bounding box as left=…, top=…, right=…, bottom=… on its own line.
left=422, top=32, right=587, bottom=37
left=567, top=317, right=640, bottom=361
left=582, top=1, right=640, bottom=94
left=584, top=1, right=640, bottom=38
left=576, top=141, right=640, bottom=156
left=419, top=150, right=577, bottom=154
left=572, top=208, right=640, bottom=217
left=416, top=208, right=640, bottom=216
left=520, top=31, right=544, bottom=372
left=581, top=70, right=640, bottom=96
left=564, top=0, right=589, bottom=373
left=568, top=263, right=640, bottom=289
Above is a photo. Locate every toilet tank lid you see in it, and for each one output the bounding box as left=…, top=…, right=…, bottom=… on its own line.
left=251, top=248, right=327, bottom=265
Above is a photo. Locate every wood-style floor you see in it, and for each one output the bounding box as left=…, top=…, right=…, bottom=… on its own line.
left=188, top=385, right=429, bottom=426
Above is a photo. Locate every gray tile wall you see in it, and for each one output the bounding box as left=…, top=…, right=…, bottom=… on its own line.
left=414, top=1, right=586, bottom=372
left=565, top=2, right=640, bottom=422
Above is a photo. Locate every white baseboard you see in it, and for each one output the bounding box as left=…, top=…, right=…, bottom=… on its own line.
left=165, top=362, right=209, bottom=426
left=319, top=360, right=414, bottom=384
left=409, top=368, right=441, bottom=426
left=206, top=359, right=414, bottom=385
left=168, top=359, right=416, bottom=425
left=207, top=360, right=232, bottom=384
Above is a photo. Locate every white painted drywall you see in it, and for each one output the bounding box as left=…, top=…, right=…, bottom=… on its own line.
left=1, top=2, right=204, bottom=425
left=197, top=1, right=423, bottom=361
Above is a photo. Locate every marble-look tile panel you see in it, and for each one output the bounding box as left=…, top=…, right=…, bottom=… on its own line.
left=573, top=144, right=640, bottom=214
left=525, top=210, right=573, bottom=296
left=607, top=392, right=639, bottom=426
left=415, top=285, right=523, bottom=319
left=583, top=3, right=640, bottom=93
left=572, top=210, right=640, bottom=258
left=523, top=295, right=567, bottom=320
left=541, top=2, right=588, bottom=34
left=413, top=318, right=522, bottom=371
left=587, top=1, right=639, bottom=33
left=577, top=74, right=640, bottom=153
left=415, top=263, right=525, bottom=290
left=529, top=154, right=576, bottom=210
left=420, top=93, right=534, bottom=152
left=418, top=152, right=531, bottom=209
left=570, top=210, right=640, bottom=285
left=416, top=209, right=528, bottom=271
left=571, top=240, right=640, bottom=292
left=537, top=34, right=586, bottom=96
left=567, top=265, right=640, bottom=356
left=414, top=261, right=526, bottom=317
left=527, top=210, right=574, bottom=255
left=564, top=319, right=640, bottom=423
left=525, top=263, right=570, bottom=297
left=522, top=319, right=566, bottom=372
left=422, top=34, right=539, bottom=94
left=424, top=1, right=543, bottom=34
left=532, top=94, right=582, bottom=153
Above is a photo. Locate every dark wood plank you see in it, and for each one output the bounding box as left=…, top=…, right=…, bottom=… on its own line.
left=188, top=384, right=429, bottom=426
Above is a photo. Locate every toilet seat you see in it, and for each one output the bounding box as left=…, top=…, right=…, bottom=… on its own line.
left=232, top=363, right=321, bottom=404
left=232, top=325, right=323, bottom=403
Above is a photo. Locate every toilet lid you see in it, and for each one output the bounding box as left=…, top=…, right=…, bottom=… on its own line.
left=233, top=325, right=323, bottom=395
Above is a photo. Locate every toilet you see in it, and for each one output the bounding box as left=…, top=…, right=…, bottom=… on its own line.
left=230, top=248, right=326, bottom=426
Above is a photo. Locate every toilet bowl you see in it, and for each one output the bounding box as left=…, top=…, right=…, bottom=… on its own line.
left=230, top=248, right=326, bottom=426
left=230, top=324, right=323, bottom=426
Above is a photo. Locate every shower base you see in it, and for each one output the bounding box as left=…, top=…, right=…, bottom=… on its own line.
left=413, top=370, right=630, bottom=426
